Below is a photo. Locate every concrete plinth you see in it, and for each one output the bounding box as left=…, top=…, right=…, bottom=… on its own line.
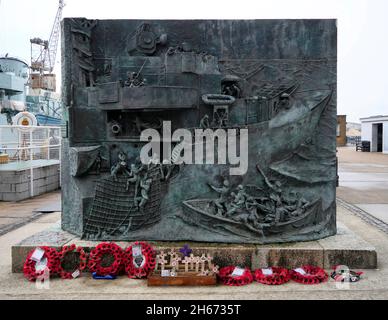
left=11, top=221, right=377, bottom=273
left=0, top=160, right=60, bottom=201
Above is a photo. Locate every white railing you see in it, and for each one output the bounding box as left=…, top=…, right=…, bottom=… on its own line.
left=0, top=125, right=61, bottom=197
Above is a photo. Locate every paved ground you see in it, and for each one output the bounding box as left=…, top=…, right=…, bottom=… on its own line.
left=337, top=146, right=388, bottom=225
left=0, top=191, right=60, bottom=236
left=1, top=206, right=387, bottom=300
left=0, top=147, right=388, bottom=299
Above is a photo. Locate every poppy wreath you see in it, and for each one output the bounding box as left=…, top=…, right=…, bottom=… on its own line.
left=218, top=266, right=254, bottom=286
left=124, top=241, right=156, bottom=279
left=254, top=267, right=291, bottom=285
left=23, top=246, right=60, bottom=281
left=88, top=242, right=124, bottom=276
left=57, top=244, right=88, bottom=279
left=290, top=265, right=328, bottom=284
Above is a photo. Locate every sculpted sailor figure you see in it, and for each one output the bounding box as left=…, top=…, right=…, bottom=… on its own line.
left=245, top=196, right=261, bottom=228
left=94, top=151, right=107, bottom=174
left=199, top=114, right=210, bottom=129
left=208, top=179, right=230, bottom=216
left=227, top=185, right=259, bottom=225
left=274, top=93, right=291, bottom=114
left=225, top=185, right=247, bottom=217
left=111, top=151, right=131, bottom=181
left=134, top=174, right=153, bottom=209
left=126, top=163, right=144, bottom=197
left=279, top=93, right=291, bottom=110
left=223, top=83, right=241, bottom=98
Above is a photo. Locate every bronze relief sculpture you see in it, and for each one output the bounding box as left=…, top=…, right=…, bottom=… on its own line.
left=61, top=19, right=337, bottom=243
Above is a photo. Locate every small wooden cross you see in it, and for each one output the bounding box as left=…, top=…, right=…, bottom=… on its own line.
left=189, top=253, right=195, bottom=270
left=156, top=251, right=167, bottom=271
left=212, top=265, right=219, bottom=275
left=168, top=249, right=179, bottom=265
left=182, top=256, right=190, bottom=273
left=171, top=256, right=181, bottom=272
left=199, top=254, right=208, bottom=273
left=206, top=254, right=213, bottom=269
left=194, top=256, right=200, bottom=272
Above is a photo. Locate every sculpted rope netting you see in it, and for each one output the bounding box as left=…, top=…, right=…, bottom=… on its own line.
left=84, top=167, right=161, bottom=237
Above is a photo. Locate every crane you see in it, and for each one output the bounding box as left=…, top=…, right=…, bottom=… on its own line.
left=44, top=0, right=65, bottom=73
left=30, top=0, right=65, bottom=91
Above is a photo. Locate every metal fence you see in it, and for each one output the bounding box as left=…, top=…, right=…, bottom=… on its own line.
left=347, top=136, right=361, bottom=145
left=0, top=125, right=61, bottom=197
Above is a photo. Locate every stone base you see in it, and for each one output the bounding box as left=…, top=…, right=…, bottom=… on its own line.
left=0, top=161, right=60, bottom=201
left=11, top=221, right=377, bottom=273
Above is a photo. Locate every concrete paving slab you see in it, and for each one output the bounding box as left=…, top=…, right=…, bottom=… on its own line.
left=337, top=186, right=388, bottom=204
left=35, top=214, right=61, bottom=224
left=339, top=172, right=388, bottom=182
left=0, top=191, right=60, bottom=236
left=32, top=202, right=61, bottom=213
left=338, top=146, right=388, bottom=166
left=337, top=147, right=388, bottom=205
left=355, top=204, right=388, bottom=224
left=0, top=208, right=48, bottom=219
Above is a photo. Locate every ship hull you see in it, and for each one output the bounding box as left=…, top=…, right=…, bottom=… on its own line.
left=246, top=90, right=332, bottom=168
left=182, top=197, right=324, bottom=241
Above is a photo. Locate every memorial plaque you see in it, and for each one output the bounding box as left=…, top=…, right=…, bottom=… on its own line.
left=61, top=19, right=337, bottom=243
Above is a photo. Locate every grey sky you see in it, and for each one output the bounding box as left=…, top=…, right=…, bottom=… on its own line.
left=1, top=0, right=387, bottom=122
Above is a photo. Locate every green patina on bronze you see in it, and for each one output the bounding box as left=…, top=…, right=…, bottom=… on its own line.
left=61, top=19, right=337, bottom=243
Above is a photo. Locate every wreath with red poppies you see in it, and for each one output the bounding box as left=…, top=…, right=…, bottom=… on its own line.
left=23, top=246, right=60, bottom=281
left=290, top=265, right=328, bottom=284
left=254, top=267, right=291, bottom=285
left=57, top=244, right=88, bottom=279
left=218, top=266, right=253, bottom=286
left=124, top=241, right=156, bottom=279
left=88, top=242, right=124, bottom=276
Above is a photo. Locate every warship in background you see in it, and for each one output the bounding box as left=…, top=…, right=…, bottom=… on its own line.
left=0, top=1, right=64, bottom=126
left=0, top=55, right=62, bottom=126
left=0, top=1, right=64, bottom=202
